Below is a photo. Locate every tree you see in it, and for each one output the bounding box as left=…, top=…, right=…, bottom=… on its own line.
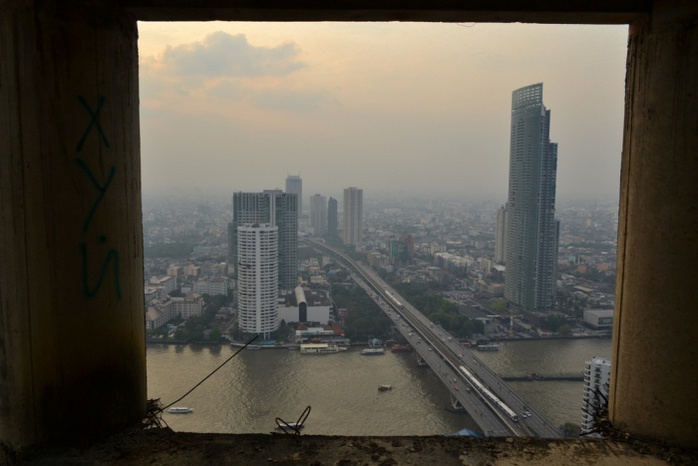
left=541, top=315, right=572, bottom=332
left=491, top=298, right=508, bottom=313
left=558, top=323, right=573, bottom=336
left=174, top=328, right=186, bottom=340
left=209, top=327, right=221, bottom=341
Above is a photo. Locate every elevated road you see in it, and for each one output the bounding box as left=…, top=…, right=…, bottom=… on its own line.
left=312, top=239, right=561, bottom=438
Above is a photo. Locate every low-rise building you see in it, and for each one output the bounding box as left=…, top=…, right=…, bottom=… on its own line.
left=583, top=309, right=614, bottom=329
left=170, top=294, right=203, bottom=319
left=193, top=277, right=229, bottom=296
left=144, top=294, right=203, bottom=329
left=149, top=275, right=176, bottom=296
left=294, top=326, right=338, bottom=343
left=278, top=287, right=332, bottom=324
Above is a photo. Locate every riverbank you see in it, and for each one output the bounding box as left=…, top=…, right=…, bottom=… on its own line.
left=490, top=334, right=611, bottom=342
left=146, top=332, right=611, bottom=348
left=146, top=338, right=224, bottom=346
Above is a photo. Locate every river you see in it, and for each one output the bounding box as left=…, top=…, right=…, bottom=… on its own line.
left=147, top=337, right=612, bottom=436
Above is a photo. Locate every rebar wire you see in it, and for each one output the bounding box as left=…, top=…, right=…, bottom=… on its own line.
left=275, top=405, right=311, bottom=435
left=143, top=398, right=167, bottom=429
left=162, top=335, right=259, bottom=411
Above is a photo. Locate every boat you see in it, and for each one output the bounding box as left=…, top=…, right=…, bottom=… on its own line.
left=391, top=344, right=413, bottom=353
left=378, top=384, right=393, bottom=391
left=299, top=343, right=348, bottom=354
left=362, top=338, right=385, bottom=355
left=167, top=407, right=193, bottom=414
left=477, top=344, right=500, bottom=351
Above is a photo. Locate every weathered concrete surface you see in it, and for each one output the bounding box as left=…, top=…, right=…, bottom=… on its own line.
left=12, top=429, right=698, bottom=465
left=611, top=0, right=698, bottom=448
left=0, top=1, right=145, bottom=449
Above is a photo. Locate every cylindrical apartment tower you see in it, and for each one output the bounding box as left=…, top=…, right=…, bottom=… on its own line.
left=237, top=223, right=279, bottom=338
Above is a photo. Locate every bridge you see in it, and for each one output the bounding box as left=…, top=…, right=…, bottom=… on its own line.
left=312, top=240, right=561, bottom=438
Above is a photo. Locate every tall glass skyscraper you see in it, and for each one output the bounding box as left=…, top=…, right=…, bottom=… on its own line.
left=285, top=175, right=302, bottom=215
left=309, top=194, right=327, bottom=237
left=342, top=187, right=363, bottom=245
left=229, top=190, right=298, bottom=290
left=504, top=83, right=559, bottom=312
left=327, top=197, right=338, bottom=241
left=495, top=204, right=507, bottom=264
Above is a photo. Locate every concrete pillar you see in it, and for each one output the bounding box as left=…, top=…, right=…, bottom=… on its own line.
left=0, top=2, right=145, bottom=449
left=611, top=0, right=698, bottom=447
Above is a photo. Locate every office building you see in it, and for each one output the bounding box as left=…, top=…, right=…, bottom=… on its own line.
left=495, top=204, right=507, bottom=264
left=285, top=174, right=302, bottom=215
left=581, top=357, right=611, bottom=437
left=229, top=190, right=298, bottom=290
left=504, top=83, right=559, bottom=312
left=342, top=187, right=363, bottom=245
left=237, top=223, right=279, bottom=338
left=309, top=194, right=327, bottom=237
left=327, top=197, right=338, bottom=241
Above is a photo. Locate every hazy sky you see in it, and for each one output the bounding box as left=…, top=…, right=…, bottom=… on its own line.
left=137, top=22, right=628, bottom=204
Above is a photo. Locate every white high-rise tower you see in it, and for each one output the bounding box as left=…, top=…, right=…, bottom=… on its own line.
left=237, top=223, right=279, bottom=338
left=230, top=190, right=297, bottom=290
left=581, top=357, right=611, bottom=437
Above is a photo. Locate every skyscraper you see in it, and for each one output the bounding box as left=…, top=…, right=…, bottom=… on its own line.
left=309, top=194, right=327, bottom=237
left=504, top=83, right=559, bottom=312
left=327, top=197, right=338, bottom=241
left=285, top=175, right=302, bottom=215
left=229, top=190, right=298, bottom=290
left=342, top=187, right=363, bottom=245
left=495, top=204, right=507, bottom=264
left=237, top=223, right=279, bottom=338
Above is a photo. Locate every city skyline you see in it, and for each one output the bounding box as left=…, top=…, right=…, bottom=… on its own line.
left=138, top=22, right=627, bottom=202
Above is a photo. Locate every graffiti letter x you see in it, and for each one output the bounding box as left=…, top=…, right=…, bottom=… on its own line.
left=76, top=95, right=110, bottom=152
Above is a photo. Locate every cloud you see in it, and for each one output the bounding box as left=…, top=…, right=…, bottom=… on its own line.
left=159, top=31, right=305, bottom=77
left=251, top=89, right=331, bottom=113
left=139, top=31, right=332, bottom=115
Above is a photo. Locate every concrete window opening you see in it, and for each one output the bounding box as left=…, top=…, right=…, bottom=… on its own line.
left=139, top=20, right=625, bottom=439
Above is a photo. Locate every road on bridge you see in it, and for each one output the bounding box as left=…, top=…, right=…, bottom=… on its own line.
left=312, top=239, right=561, bottom=439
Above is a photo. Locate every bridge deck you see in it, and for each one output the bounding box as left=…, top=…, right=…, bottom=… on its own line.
left=312, top=239, right=561, bottom=438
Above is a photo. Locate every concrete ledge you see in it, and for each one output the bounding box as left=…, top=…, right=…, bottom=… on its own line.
left=13, top=428, right=698, bottom=465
